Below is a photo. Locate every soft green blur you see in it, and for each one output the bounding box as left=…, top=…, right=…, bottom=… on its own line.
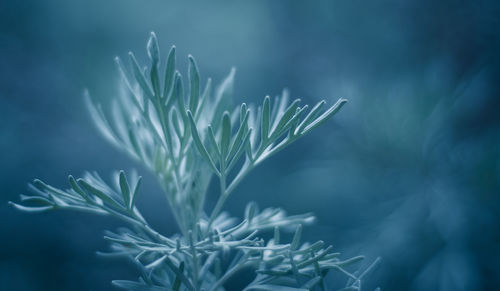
left=1, top=1, right=499, bottom=290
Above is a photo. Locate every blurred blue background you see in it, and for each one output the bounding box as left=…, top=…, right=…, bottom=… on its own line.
left=1, top=0, right=499, bottom=290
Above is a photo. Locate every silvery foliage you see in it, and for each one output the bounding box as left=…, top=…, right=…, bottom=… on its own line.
left=11, top=33, right=378, bottom=291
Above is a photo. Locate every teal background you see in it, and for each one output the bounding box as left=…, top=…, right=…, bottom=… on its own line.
left=1, top=0, right=499, bottom=290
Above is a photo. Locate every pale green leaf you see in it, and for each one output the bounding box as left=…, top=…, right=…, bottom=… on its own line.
left=163, top=45, right=176, bottom=100
left=187, top=110, right=220, bottom=176
left=301, top=98, right=347, bottom=135
left=130, top=176, right=142, bottom=207
left=220, top=111, right=232, bottom=159
left=188, top=55, right=200, bottom=114
left=128, top=52, right=154, bottom=99
left=261, top=96, right=270, bottom=141
left=119, top=171, right=131, bottom=209
left=77, top=179, right=123, bottom=210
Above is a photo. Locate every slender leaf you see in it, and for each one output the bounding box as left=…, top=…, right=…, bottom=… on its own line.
left=69, top=175, right=88, bottom=201
left=119, top=171, right=131, bottom=209
left=9, top=202, right=53, bottom=212
left=130, top=176, right=142, bottom=209
left=187, top=110, right=220, bottom=176
left=227, top=108, right=249, bottom=161
left=147, top=32, right=161, bottom=97
left=301, top=98, right=347, bottom=134
left=128, top=52, right=154, bottom=99
left=207, top=125, right=221, bottom=158
left=163, top=45, right=176, bottom=100
left=188, top=55, right=200, bottom=113
left=261, top=96, right=270, bottom=141
left=295, top=100, right=325, bottom=134
left=77, top=179, right=122, bottom=210
left=220, top=111, right=232, bottom=159
left=147, top=32, right=160, bottom=65
left=170, top=107, right=183, bottom=139
left=271, top=98, right=300, bottom=137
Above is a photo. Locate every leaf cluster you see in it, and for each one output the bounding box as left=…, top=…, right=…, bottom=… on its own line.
left=11, top=32, right=378, bottom=290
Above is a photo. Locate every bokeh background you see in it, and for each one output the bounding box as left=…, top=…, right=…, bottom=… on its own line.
left=1, top=0, right=499, bottom=290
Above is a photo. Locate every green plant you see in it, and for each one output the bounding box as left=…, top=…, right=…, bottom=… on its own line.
left=11, top=32, right=378, bottom=290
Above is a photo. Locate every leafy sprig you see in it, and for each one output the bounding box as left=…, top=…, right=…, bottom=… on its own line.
left=11, top=32, right=378, bottom=290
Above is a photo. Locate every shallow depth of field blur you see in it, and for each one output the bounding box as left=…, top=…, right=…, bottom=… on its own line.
left=1, top=1, right=499, bottom=290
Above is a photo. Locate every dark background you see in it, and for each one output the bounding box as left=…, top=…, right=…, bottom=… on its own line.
left=1, top=0, right=499, bottom=290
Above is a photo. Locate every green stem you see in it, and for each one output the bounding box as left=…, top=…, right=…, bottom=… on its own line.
left=153, top=97, right=190, bottom=236
left=207, top=172, right=226, bottom=230
left=189, top=231, right=200, bottom=291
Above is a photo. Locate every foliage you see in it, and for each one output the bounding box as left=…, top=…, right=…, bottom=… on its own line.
left=11, top=32, right=378, bottom=290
